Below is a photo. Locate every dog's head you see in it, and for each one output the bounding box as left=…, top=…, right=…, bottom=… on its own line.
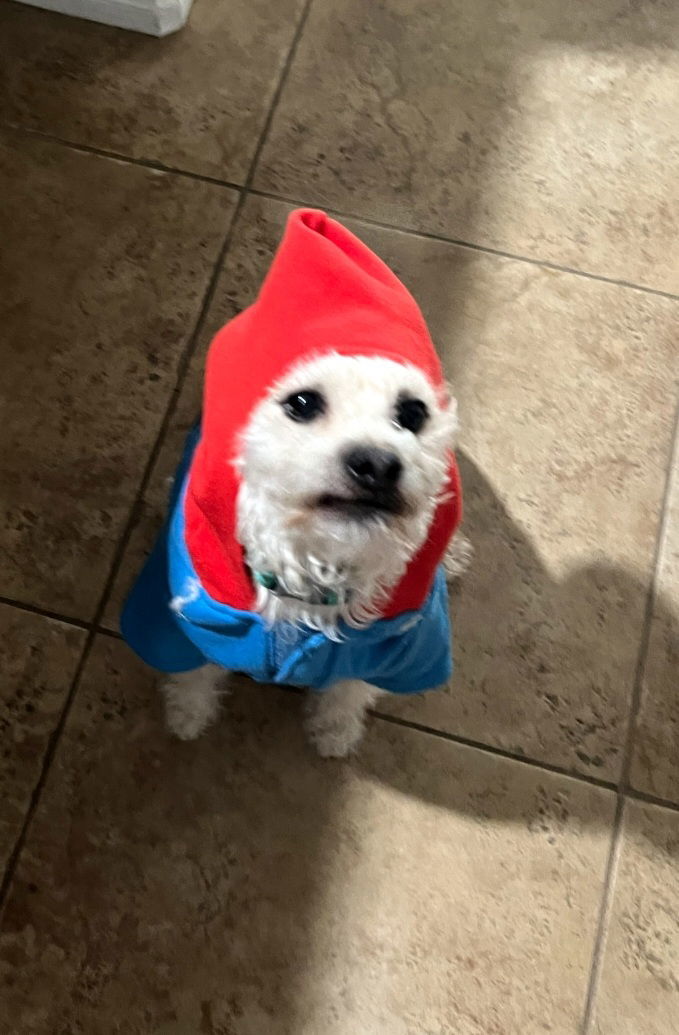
left=235, top=353, right=456, bottom=623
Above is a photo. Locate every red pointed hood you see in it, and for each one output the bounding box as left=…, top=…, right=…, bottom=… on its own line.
left=184, top=209, right=462, bottom=615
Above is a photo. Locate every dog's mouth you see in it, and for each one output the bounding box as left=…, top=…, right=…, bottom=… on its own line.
left=315, top=493, right=404, bottom=520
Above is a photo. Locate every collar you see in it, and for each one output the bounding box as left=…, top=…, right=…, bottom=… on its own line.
left=253, top=569, right=350, bottom=608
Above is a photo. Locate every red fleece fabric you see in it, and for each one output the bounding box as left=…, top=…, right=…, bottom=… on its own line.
left=184, top=209, right=462, bottom=617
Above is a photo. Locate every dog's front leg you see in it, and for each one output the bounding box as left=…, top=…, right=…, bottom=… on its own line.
left=305, top=679, right=381, bottom=758
left=161, top=664, right=224, bottom=740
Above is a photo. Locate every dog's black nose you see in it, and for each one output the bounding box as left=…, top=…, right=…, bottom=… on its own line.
left=343, top=446, right=403, bottom=493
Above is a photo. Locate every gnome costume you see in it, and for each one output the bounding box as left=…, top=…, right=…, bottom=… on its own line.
left=121, top=209, right=462, bottom=695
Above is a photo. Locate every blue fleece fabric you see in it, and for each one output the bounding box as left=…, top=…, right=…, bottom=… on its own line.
left=121, top=427, right=453, bottom=694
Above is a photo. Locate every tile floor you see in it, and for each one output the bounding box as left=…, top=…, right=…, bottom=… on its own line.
left=0, top=0, right=678, bottom=1031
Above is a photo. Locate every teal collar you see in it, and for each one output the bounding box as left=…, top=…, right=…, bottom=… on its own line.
left=253, top=569, right=343, bottom=607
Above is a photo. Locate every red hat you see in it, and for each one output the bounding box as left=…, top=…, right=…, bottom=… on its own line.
left=184, top=209, right=462, bottom=616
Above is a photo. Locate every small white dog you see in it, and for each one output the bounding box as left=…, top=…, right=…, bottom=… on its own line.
left=161, top=353, right=468, bottom=757
left=121, top=209, right=467, bottom=757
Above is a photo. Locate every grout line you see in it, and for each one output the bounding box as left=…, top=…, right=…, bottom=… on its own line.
left=0, top=595, right=91, bottom=632
left=0, top=121, right=244, bottom=192
left=619, top=397, right=679, bottom=792
left=96, top=625, right=124, bottom=641
left=626, top=786, right=679, bottom=816
left=370, top=710, right=619, bottom=792
left=369, top=712, right=679, bottom=815
left=4, top=128, right=679, bottom=304
left=233, top=0, right=316, bottom=199
left=245, top=187, right=679, bottom=303
left=0, top=629, right=96, bottom=908
left=580, top=395, right=679, bottom=1033
left=3, top=554, right=679, bottom=809
left=4, top=566, right=679, bottom=805
left=580, top=796, right=626, bottom=1034
left=0, top=594, right=121, bottom=642
left=0, top=0, right=316, bottom=910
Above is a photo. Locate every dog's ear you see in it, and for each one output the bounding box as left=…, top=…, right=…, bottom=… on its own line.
left=440, top=385, right=459, bottom=445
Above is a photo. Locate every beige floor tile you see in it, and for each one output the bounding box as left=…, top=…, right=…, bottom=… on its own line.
left=108, top=195, right=677, bottom=781
left=592, top=799, right=679, bottom=1035
left=0, top=0, right=305, bottom=181
left=630, top=449, right=679, bottom=802
left=255, top=0, right=679, bottom=292
left=0, top=635, right=614, bottom=1034
left=0, top=604, right=85, bottom=873
left=0, top=130, right=236, bottom=619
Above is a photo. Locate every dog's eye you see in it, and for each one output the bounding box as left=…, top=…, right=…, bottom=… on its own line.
left=281, top=389, right=326, bottom=423
left=395, top=395, right=429, bottom=434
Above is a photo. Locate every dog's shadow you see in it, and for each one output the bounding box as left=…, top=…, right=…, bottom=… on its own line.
left=376, top=451, right=678, bottom=787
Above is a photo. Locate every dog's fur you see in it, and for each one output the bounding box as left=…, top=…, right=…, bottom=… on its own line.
left=163, top=353, right=468, bottom=757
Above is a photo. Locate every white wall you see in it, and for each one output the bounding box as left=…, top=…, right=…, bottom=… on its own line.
left=15, top=0, right=193, bottom=36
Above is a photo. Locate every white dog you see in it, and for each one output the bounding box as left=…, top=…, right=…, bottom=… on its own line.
left=121, top=209, right=468, bottom=757
left=160, top=353, right=468, bottom=757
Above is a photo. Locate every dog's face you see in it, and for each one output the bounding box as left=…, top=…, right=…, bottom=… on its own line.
left=238, top=353, right=456, bottom=559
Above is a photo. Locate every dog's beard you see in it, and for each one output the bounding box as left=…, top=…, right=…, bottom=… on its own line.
left=236, top=481, right=437, bottom=639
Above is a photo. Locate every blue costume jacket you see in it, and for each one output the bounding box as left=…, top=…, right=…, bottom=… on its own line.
left=121, top=427, right=453, bottom=695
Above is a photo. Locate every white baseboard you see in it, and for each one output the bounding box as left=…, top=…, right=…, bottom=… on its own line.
left=14, top=0, right=193, bottom=35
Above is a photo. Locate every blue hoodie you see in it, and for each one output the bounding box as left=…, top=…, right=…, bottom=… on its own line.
left=121, top=426, right=453, bottom=695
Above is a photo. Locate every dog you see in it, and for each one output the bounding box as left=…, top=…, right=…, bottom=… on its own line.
left=121, top=209, right=467, bottom=758
left=161, top=352, right=469, bottom=757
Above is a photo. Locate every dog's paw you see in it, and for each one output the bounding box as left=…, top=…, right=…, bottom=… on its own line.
left=161, top=668, right=222, bottom=741
left=305, top=712, right=365, bottom=758
left=164, top=698, right=214, bottom=741
left=443, top=532, right=473, bottom=583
